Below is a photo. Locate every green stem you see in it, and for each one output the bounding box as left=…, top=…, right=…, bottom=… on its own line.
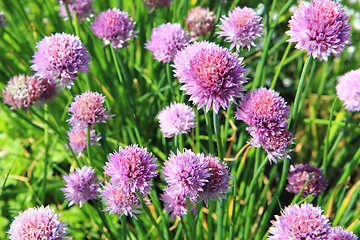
left=86, top=126, right=92, bottom=166
left=204, top=109, right=215, bottom=155
left=166, top=62, right=176, bottom=102
left=121, top=215, right=127, bottom=240
left=135, top=190, right=166, bottom=240
left=180, top=217, right=190, bottom=240
left=299, top=60, right=317, bottom=113
left=213, top=110, right=224, bottom=160
left=270, top=43, right=292, bottom=89
left=64, top=3, right=76, bottom=34
left=186, top=198, right=196, bottom=240
left=290, top=55, right=312, bottom=132
left=91, top=200, right=118, bottom=240
left=42, top=103, right=49, bottom=203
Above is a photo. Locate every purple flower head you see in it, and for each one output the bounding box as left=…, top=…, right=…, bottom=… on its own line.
left=90, top=8, right=138, bottom=49
left=157, top=102, right=196, bottom=138
left=2, top=74, right=52, bottom=110
left=336, top=69, right=360, bottom=112
left=0, top=12, right=7, bottom=26
left=67, top=128, right=101, bottom=155
left=142, top=0, right=173, bottom=13
left=329, top=226, right=358, bottom=240
left=173, top=41, right=248, bottom=113
left=217, top=6, right=263, bottom=51
left=268, top=202, right=331, bottom=240
left=162, top=149, right=210, bottom=198
left=286, top=164, right=328, bottom=197
left=7, top=205, right=70, bottom=240
left=286, top=0, right=351, bottom=61
left=101, top=181, right=142, bottom=219
left=145, top=23, right=190, bottom=63
left=198, top=155, right=232, bottom=206
left=67, top=91, right=113, bottom=130
left=161, top=187, right=196, bottom=219
left=104, top=144, right=158, bottom=195
left=185, top=7, right=215, bottom=40
left=61, top=166, right=102, bottom=207
left=59, top=0, right=94, bottom=22
left=235, top=87, right=290, bottom=137
left=31, top=33, right=91, bottom=89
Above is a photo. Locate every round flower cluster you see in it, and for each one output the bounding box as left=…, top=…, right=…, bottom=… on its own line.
left=157, top=102, right=196, bottom=138
left=142, top=0, right=172, bottom=13
left=235, top=87, right=293, bottom=164
left=185, top=7, right=215, bottom=40
left=217, top=6, right=263, bottom=51
left=173, top=41, right=248, bottom=113
left=336, top=68, right=360, bottom=112
left=101, top=144, right=159, bottom=218
left=145, top=22, right=190, bottom=63
left=161, top=149, right=232, bottom=219
left=286, top=164, right=328, bottom=197
left=286, top=0, right=351, bottom=61
left=90, top=8, right=138, bottom=49
left=61, top=166, right=102, bottom=207
left=31, top=33, right=91, bottom=89
left=59, top=0, right=94, bottom=22
left=7, top=205, right=70, bottom=239
left=2, top=75, right=58, bottom=110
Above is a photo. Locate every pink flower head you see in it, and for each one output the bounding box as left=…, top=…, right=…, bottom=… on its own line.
left=162, top=149, right=210, bottom=198
left=101, top=181, right=142, bottom=219
left=90, top=8, right=138, bottom=49
left=217, top=6, right=263, bottom=51
left=145, top=23, right=190, bottom=63
left=336, top=68, right=360, bottom=112
left=2, top=75, right=42, bottom=110
left=31, top=33, right=91, bottom=89
left=286, top=0, right=351, bottom=61
left=185, top=7, right=215, bottom=40
left=161, top=186, right=196, bottom=219
left=198, top=155, right=232, bottom=206
left=286, top=164, right=328, bottom=197
left=157, top=102, right=196, bottom=138
left=235, top=88, right=293, bottom=164
left=7, top=205, right=70, bottom=239
left=59, top=0, right=94, bottom=22
left=268, top=202, right=331, bottom=239
left=67, top=91, right=113, bottom=130
left=61, top=166, right=102, bottom=207
left=104, top=144, right=158, bottom=195
left=67, top=128, right=101, bottom=155
left=173, top=41, right=248, bottom=113
left=329, top=226, right=358, bottom=240
left=142, top=0, right=173, bottom=13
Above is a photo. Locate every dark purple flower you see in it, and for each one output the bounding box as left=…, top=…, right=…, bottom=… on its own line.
left=90, top=8, right=138, bottom=49
left=217, top=6, right=263, bottom=51
left=2, top=74, right=53, bottom=110
left=268, top=202, right=331, bottom=239
left=31, top=33, right=91, bottom=89
left=235, top=88, right=293, bottom=164
left=162, top=149, right=210, bottom=198
left=286, top=164, right=328, bottom=197
left=173, top=41, right=248, bottom=113
left=61, top=166, right=102, bottom=207
left=157, top=102, right=196, bottom=138
left=7, top=205, right=70, bottom=239
left=336, top=68, right=360, bottom=112
left=286, top=0, right=351, bottom=61
left=198, top=155, right=232, bottom=206
left=104, top=144, right=158, bottom=195
left=185, top=7, right=215, bottom=40
left=59, top=0, right=94, bottom=22
left=67, top=91, right=113, bottom=130
left=145, top=23, right=190, bottom=63
left=161, top=186, right=196, bottom=219
left=328, top=226, right=358, bottom=240
left=101, top=181, right=142, bottom=219
left=142, top=0, right=172, bottom=13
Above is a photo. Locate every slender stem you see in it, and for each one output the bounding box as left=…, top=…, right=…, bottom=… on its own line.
left=213, top=110, right=224, bottom=160
left=270, top=43, right=292, bottom=89
left=110, top=46, right=124, bottom=85
left=299, top=60, right=317, bottom=113
left=204, top=109, right=215, bottom=155
left=229, top=175, right=237, bottom=240
left=135, top=190, right=165, bottom=240
left=42, top=104, right=49, bottom=203
left=86, top=126, right=92, bottom=166
left=290, top=55, right=312, bottom=131
left=186, top=198, right=196, bottom=240
left=91, top=200, right=117, bottom=240
left=180, top=217, right=190, bottom=240
left=166, top=62, right=176, bottom=102
left=64, top=3, right=76, bottom=34
left=121, top=215, right=127, bottom=240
